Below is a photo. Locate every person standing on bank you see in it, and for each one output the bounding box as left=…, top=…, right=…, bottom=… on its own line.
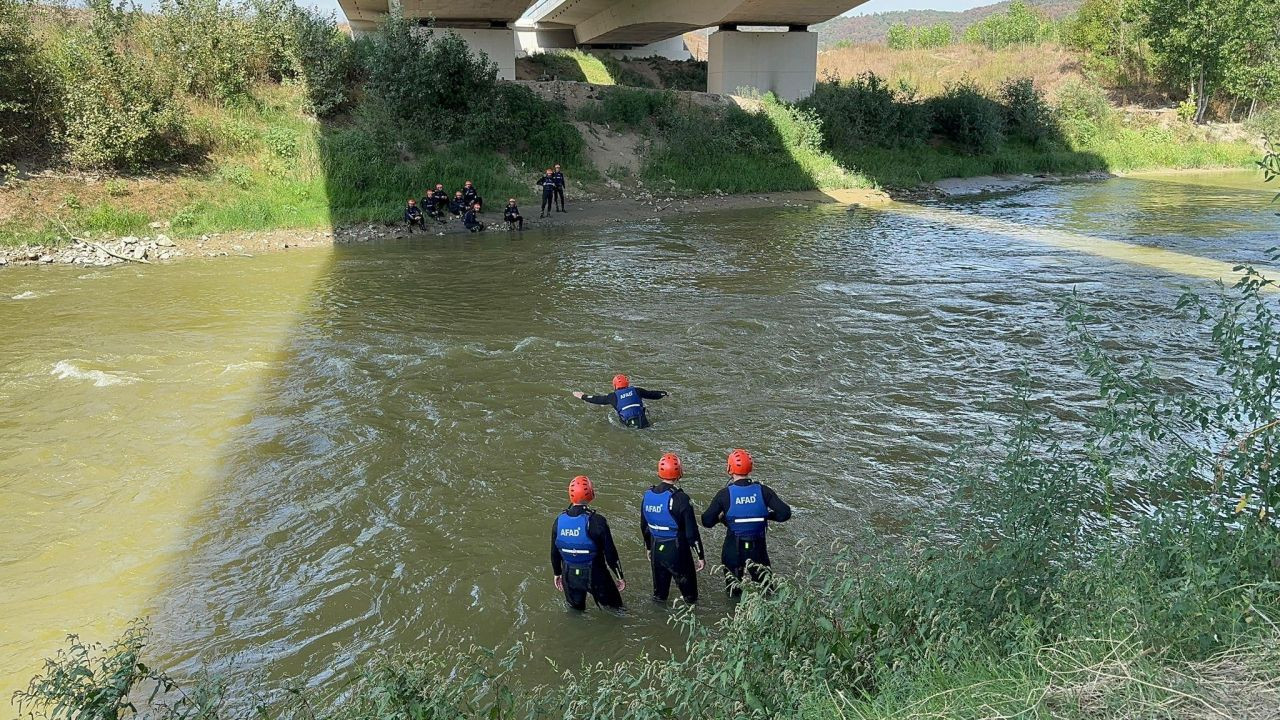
left=551, top=163, right=567, bottom=213
left=641, top=453, right=705, bottom=605
left=572, top=374, right=669, bottom=429
left=701, top=449, right=791, bottom=597
left=552, top=475, right=626, bottom=612
left=537, top=168, right=556, bottom=218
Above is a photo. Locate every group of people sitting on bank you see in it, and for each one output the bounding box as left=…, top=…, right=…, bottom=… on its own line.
left=402, top=164, right=567, bottom=235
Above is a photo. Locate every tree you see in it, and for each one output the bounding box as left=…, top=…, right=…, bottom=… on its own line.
left=1064, top=0, right=1150, bottom=89
left=1131, top=0, right=1262, bottom=123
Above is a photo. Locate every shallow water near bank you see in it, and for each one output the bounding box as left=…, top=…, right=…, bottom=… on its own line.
left=1, top=171, right=1276, bottom=699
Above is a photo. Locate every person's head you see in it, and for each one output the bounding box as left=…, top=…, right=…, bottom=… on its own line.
left=545, top=168, right=553, bottom=176
left=472, top=202, right=481, bottom=210
left=658, top=453, right=683, bottom=484
left=554, top=164, right=561, bottom=172
left=435, top=183, right=443, bottom=191
left=407, top=198, right=416, bottom=206
left=455, top=190, right=463, bottom=197
left=568, top=475, right=595, bottom=505
left=612, top=374, right=630, bottom=390
left=726, top=449, right=753, bottom=479
left=464, top=180, right=473, bottom=188
left=507, top=198, right=516, bottom=206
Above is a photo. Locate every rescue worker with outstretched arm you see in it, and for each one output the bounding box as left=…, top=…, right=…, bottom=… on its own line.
left=641, top=453, right=705, bottom=605
left=571, top=374, right=668, bottom=429
left=701, top=449, right=791, bottom=597
left=551, top=475, right=626, bottom=611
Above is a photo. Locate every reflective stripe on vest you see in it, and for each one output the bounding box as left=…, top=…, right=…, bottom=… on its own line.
left=615, top=387, right=643, bottom=422
left=725, top=482, right=767, bottom=538
left=555, top=511, right=596, bottom=566
left=642, top=488, right=678, bottom=541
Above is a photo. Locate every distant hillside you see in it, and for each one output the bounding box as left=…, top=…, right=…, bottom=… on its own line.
left=814, top=0, right=1081, bottom=47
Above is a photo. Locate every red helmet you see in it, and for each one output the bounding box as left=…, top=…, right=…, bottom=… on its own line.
left=726, top=449, right=753, bottom=476
left=658, top=453, right=683, bottom=481
left=612, top=374, right=630, bottom=390
left=569, top=475, right=595, bottom=504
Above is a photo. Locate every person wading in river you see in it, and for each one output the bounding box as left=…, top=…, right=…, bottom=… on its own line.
left=701, top=449, right=791, bottom=598
left=572, top=374, right=668, bottom=429
left=641, top=453, right=705, bottom=605
left=552, top=475, right=626, bottom=612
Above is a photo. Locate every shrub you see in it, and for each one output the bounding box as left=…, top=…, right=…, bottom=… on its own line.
left=467, top=82, right=584, bottom=167
left=998, top=76, right=1058, bottom=146
left=148, top=0, right=259, bottom=104
left=361, top=15, right=497, bottom=130
left=584, top=87, right=675, bottom=128
left=49, top=0, right=187, bottom=170
left=650, top=58, right=706, bottom=92
left=0, top=0, right=58, bottom=162
left=1055, top=78, right=1115, bottom=145
left=1244, top=108, right=1280, bottom=143
left=963, top=0, right=1057, bottom=50
left=887, top=22, right=954, bottom=50
left=800, top=72, right=930, bottom=149
left=290, top=8, right=353, bottom=117
left=925, top=78, right=1005, bottom=153
left=262, top=126, right=298, bottom=159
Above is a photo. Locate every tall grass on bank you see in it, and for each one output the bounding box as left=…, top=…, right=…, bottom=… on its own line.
left=16, top=261, right=1280, bottom=720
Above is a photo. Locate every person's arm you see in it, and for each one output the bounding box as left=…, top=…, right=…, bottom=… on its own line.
left=701, top=488, right=728, bottom=529
left=573, top=391, right=613, bottom=405
left=537, top=177, right=548, bottom=186
left=640, top=505, right=653, bottom=551
left=674, top=491, right=705, bottom=560
left=592, top=514, right=624, bottom=581
left=763, top=484, right=792, bottom=522
left=637, top=387, right=668, bottom=400
left=550, top=517, right=563, bottom=576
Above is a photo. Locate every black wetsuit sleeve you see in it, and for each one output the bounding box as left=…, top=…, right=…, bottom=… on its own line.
left=640, top=505, right=652, bottom=550
left=763, top=484, right=792, bottom=522
left=637, top=388, right=668, bottom=400
left=701, top=487, right=729, bottom=528
left=582, top=392, right=614, bottom=406
left=591, top=514, right=624, bottom=580
left=674, top=491, right=704, bottom=560
left=551, top=517, right=563, bottom=576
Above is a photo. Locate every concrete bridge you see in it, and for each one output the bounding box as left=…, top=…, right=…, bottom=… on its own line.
left=337, top=0, right=869, bottom=99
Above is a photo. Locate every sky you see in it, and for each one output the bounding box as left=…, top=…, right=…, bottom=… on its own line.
left=296, top=0, right=996, bottom=25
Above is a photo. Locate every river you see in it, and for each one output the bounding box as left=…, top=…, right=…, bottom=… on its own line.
left=1, top=170, right=1276, bottom=698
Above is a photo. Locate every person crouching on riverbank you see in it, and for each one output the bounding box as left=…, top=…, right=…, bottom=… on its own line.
left=552, top=475, right=626, bottom=612
left=504, top=199, right=523, bottom=231
left=462, top=180, right=481, bottom=210
left=404, top=199, right=425, bottom=233
left=449, top=191, right=467, bottom=219
left=464, top=202, right=485, bottom=232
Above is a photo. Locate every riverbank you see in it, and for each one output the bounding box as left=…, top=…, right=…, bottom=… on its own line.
left=0, top=188, right=888, bottom=268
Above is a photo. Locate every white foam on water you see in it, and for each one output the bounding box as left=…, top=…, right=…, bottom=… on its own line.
left=50, top=361, right=138, bottom=387
left=220, top=361, right=273, bottom=375
left=512, top=336, right=540, bottom=352
left=10, top=291, right=39, bottom=300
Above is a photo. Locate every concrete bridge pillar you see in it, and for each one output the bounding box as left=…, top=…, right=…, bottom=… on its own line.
left=422, top=25, right=518, bottom=80
left=707, top=27, right=817, bottom=101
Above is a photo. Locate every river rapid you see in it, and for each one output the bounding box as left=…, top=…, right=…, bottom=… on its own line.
left=1, top=171, right=1276, bottom=697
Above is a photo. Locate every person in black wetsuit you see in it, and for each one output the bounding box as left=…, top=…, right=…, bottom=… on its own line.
left=462, top=180, right=481, bottom=210
left=463, top=202, right=485, bottom=232
left=571, top=374, right=668, bottom=429
left=425, top=184, right=448, bottom=223
left=551, top=163, right=566, bottom=212
left=641, top=453, right=705, bottom=605
left=551, top=475, right=626, bottom=611
left=403, top=199, right=425, bottom=232
left=503, top=198, right=523, bottom=230
left=701, top=449, right=792, bottom=598
left=536, top=168, right=555, bottom=218
left=448, top=191, right=467, bottom=219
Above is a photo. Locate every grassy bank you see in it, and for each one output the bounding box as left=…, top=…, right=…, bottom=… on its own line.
left=15, top=269, right=1280, bottom=718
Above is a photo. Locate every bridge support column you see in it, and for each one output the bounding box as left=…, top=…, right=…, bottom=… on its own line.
left=707, top=27, right=817, bottom=101
left=430, top=27, right=517, bottom=80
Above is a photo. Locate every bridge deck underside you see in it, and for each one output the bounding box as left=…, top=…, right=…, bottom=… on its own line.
left=340, top=0, right=534, bottom=28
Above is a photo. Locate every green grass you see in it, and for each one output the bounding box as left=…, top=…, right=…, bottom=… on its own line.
left=524, top=50, right=615, bottom=85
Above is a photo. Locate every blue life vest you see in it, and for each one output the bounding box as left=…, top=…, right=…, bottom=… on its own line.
left=615, top=387, right=644, bottom=422
left=555, top=511, right=596, bottom=567
left=725, top=482, right=767, bottom=538
left=642, top=488, right=678, bottom=541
